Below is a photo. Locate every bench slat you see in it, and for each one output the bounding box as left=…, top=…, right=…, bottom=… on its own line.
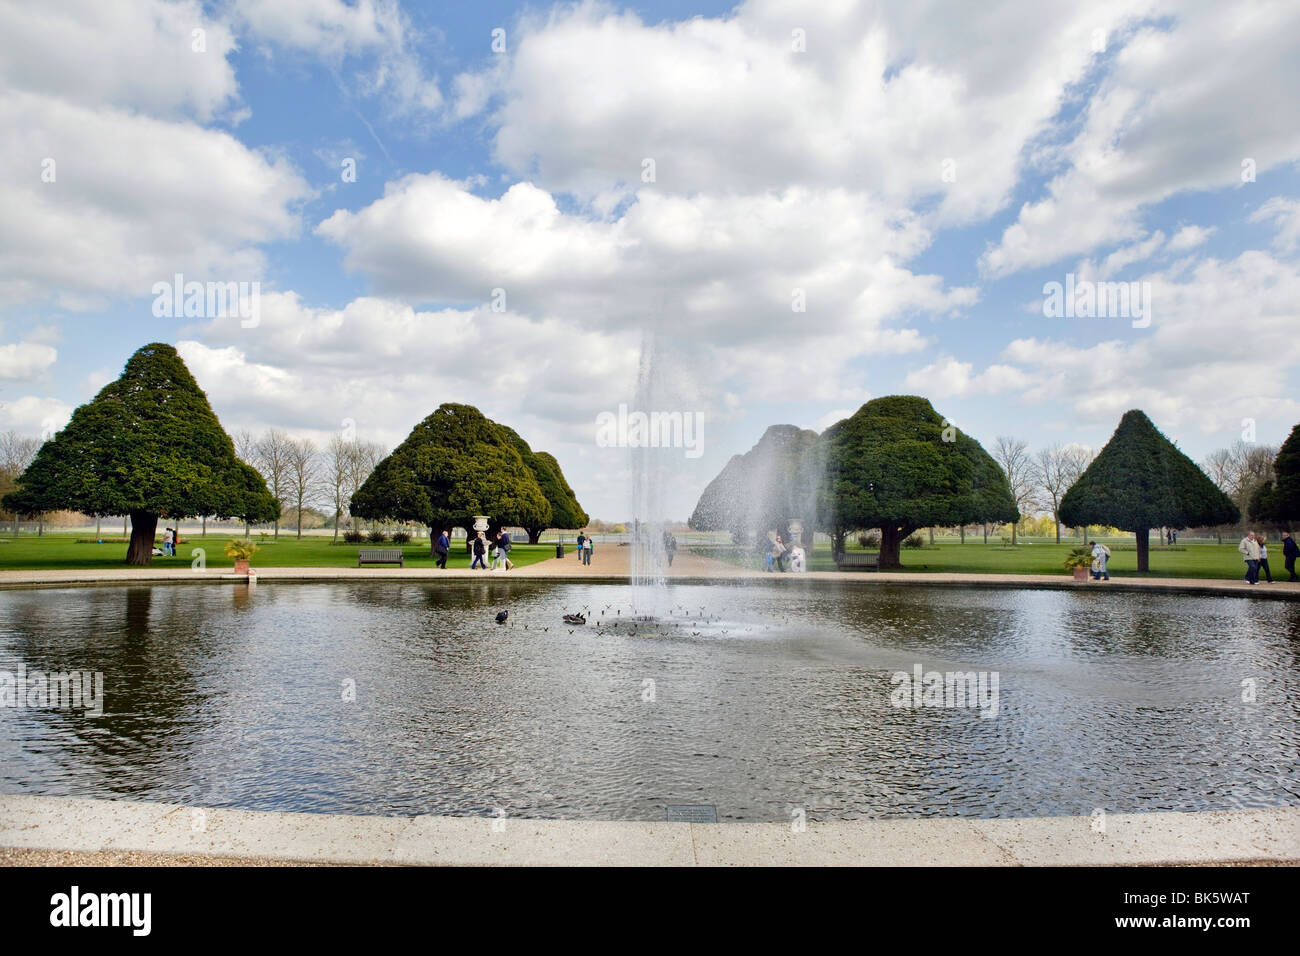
left=358, top=548, right=405, bottom=567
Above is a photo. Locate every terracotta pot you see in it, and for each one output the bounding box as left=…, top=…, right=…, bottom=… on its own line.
left=1071, top=566, right=1089, bottom=581
left=234, top=558, right=251, bottom=575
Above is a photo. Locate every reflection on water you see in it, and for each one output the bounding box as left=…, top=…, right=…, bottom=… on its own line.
left=0, top=581, right=1296, bottom=822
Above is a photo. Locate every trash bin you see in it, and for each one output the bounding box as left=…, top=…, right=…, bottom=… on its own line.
left=555, top=542, right=564, bottom=558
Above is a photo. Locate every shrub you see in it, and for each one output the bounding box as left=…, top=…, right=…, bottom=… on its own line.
left=856, top=530, right=881, bottom=549
left=368, top=530, right=388, bottom=543
left=1064, top=546, right=1094, bottom=570
left=902, top=533, right=924, bottom=548
left=391, top=531, right=411, bottom=544
left=224, top=538, right=258, bottom=560
left=342, top=530, right=365, bottom=544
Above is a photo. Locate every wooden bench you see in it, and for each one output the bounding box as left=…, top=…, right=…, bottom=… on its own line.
left=834, top=551, right=879, bottom=571
left=358, top=548, right=405, bottom=568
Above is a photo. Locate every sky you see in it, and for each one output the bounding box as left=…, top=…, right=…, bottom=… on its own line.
left=1, top=0, right=1298, bottom=521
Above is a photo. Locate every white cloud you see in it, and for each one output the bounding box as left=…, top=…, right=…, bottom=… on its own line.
left=981, top=0, right=1300, bottom=276
left=990, top=249, right=1300, bottom=435
left=233, top=0, right=443, bottom=114
left=0, top=341, right=56, bottom=381
left=0, top=0, right=240, bottom=122
left=903, top=357, right=1031, bottom=398
left=467, top=0, right=1148, bottom=224
left=0, top=92, right=311, bottom=306
left=1250, top=197, right=1300, bottom=254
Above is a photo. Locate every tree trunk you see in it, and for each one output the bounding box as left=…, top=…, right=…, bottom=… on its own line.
left=1054, top=518, right=1060, bottom=544
left=928, top=526, right=934, bottom=545
left=95, top=516, right=101, bottom=538
left=527, top=528, right=543, bottom=544
left=123, top=515, right=128, bottom=538
left=126, top=510, right=158, bottom=565
left=959, top=525, right=965, bottom=544
left=37, top=515, right=43, bottom=536
left=202, top=515, right=207, bottom=537
left=982, top=523, right=988, bottom=544
left=1135, top=526, right=1149, bottom=573
left=879, top=525, right=910, bottom=570
left=1011, top=521, right=1017, bottom=545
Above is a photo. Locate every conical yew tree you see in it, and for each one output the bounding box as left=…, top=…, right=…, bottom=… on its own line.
left=1, top=343, right=280, bottom=564
left=1249, top=421, right=1300, bottom=526
left=818, top=396, right=1018, bottom=568
left=1059, top=409, right=1238, bottom=572
left=350, top=404, right=551, bottom=550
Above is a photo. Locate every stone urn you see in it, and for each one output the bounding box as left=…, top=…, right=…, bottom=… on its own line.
left=473, top=515, right=490, bottom=533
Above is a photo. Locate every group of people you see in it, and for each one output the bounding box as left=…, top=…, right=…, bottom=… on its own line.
left=574, top=531, right=595, bottom=565
left=763, top=534, right=805, bottom=572
left=431, top=528, right=514, bottom=570
left=1239, top=531, right=1299, bottom=584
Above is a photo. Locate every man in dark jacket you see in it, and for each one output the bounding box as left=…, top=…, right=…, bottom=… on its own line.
left=434, top=529, right=450, bottom=569
left=1283, top=531, right=1299, bottom=582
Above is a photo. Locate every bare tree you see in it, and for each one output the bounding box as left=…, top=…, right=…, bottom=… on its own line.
left=286, top=438, right=320, bottom=539
left=325, top=435, right=354, bottom=542
left=1037, top=443, right=1092, bottom=543
left=255, top=428, right=295, bottom=539
left=1201, top=440, right=1276, bottom=540
left=0, top=431, right=42, bottom=536
left=344, top=440, right=386, bottom=531
left=994, top=436, right=1037, bottom=545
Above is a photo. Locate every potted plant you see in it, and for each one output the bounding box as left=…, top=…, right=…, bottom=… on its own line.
left=1064, top=546, right=1094, bottom=582
left=225, top=538, right=259, bottom=575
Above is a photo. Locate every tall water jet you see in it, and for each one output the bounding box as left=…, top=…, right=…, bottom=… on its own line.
left=628, top=332, right=670, bottom=616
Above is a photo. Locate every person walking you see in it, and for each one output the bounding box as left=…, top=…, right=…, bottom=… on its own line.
left=583, top=534, right=593, bottom=566
left=1089, top=540, right=1110, bottom=580
left=472, top=531, right=488, bottom=570
left=496, top=529, right=514, bottom=571
left=773, top=535, right=788, bottom=572
left=1282, top=531, right=1299, bottom=582
left=162, top=527, right=174, bottom=557
left=1238, top=531, right=1261, bottom=584
left=434, top=528, right=450, bottom=569
left=576, top=531, right=586, bottom=561
left=1258, top=534, right=1274, bottom=583
left=665, top=532, right=677, bottom=567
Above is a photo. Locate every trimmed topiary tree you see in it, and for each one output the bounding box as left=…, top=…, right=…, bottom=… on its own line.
left=0, top=343, right=280, bottom=564
left=498, top=426, right=588, bottom=542
left=1249, top=421, right=1300, bottom=528
left=1059, top=409, right=1239, bottom=572
left=350, top=403, right=551, bottom=553
left=689, top=424, right=821, bottom=550
left=818, top=396, right=1017, bottom=569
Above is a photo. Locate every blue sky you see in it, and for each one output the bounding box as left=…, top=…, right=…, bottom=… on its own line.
left=2, top=0, right=1298, bottom=520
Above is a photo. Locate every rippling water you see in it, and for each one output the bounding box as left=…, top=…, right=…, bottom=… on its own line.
left=0, top=581, right=1296, bottom=821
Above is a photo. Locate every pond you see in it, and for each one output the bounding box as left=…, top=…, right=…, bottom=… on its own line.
left=0, top=581, right=1296, bottom=821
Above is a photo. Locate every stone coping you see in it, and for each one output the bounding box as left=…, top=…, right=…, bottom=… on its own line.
left=1, top=794, right=1295, bottom=866
left=0, top=566, right=1295, bottom=600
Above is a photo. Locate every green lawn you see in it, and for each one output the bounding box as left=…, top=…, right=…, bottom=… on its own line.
left=696, top=537, right=1264, bottom=580
left=0, top=534, right=560, bottom=571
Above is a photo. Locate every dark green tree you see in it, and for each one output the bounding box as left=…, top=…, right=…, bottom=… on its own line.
left=689, top=424, right=820, bottom=550
left=1249, top=422, right=1300, bottom=527
left=817, top=396, right=1017, bottom=568
left=498, top=426, right=588, bottom=542
left=1059, top=409, right=1238, bottom=571
left=1, top=343, right=279, bottom=564
left=349, top=403, right=551, bottom=553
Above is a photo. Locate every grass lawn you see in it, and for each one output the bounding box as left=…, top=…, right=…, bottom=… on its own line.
left=0, top=533, right=559, bottom=571
left=698, top=537, right=1264, bottom=581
